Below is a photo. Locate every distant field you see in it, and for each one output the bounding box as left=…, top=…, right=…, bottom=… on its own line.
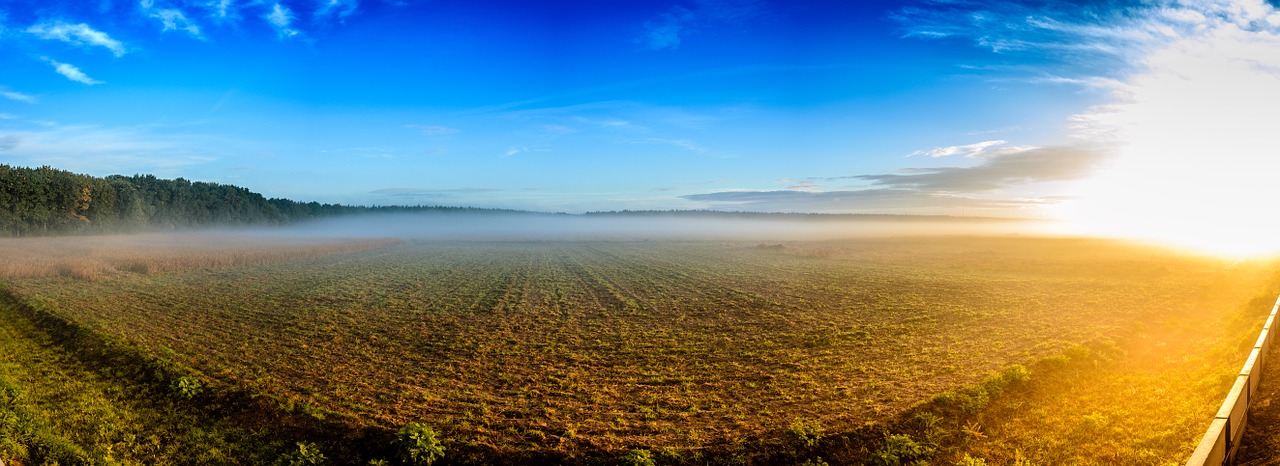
left=0, top=234, right=1275, bottom=464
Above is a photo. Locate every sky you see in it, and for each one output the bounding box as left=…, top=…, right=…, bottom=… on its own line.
left=3, top=0, right=1280, bottom=249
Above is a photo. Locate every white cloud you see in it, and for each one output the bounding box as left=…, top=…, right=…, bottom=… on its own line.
left=909, top=140, right=1007, bottom=158
left=46, top=59, right=103, bottom=85
left=151, top=8, right=204, bottom=38
left=208, top=0, right=238, bottom=21
left=407, top=124, right=460, bottom=136
left=641, top=7, right=694, bottom=50
left=1, top=89, right=36, bottom=104
left=27, top=22, right=128, bottom=57
left=634, top=137, right=707, bottom=154
left=264, top=2, right=300, bottom=39
left=640, top=0, right=763, bottom=50
left=317, top=0, right=359, bottom=21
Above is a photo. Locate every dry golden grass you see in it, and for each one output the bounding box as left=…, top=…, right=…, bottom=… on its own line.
left=0, top=233, right=400, bottom=279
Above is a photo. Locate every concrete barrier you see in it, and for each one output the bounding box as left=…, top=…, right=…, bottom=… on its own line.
left=1186, top=294, right=1280, bottom=466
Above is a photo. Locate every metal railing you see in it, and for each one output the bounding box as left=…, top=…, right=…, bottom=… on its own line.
left=1186, top=294, right=1280, bottom=465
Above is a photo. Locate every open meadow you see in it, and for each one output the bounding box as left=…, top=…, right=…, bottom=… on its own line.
left=0, top=232, right=1276, bottom=465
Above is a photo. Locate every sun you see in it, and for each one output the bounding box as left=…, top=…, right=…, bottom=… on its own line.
left=1049, top=15, right=1280, bottom=258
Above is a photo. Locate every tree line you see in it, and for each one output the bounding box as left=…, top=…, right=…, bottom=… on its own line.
left=0, top=164, right=506, bottom=237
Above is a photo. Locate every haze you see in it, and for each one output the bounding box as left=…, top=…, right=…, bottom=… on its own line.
left=260, top=212, right=1052, bottom=242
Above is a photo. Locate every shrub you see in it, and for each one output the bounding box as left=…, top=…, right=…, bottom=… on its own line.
left=396, top=422, right=446, bottom=466
left=276, top=442, right=326, bottom=466
left=171, top=375, right=203, bottom=400
left=619, top=449, right=656, bottom=466
left=870, top=434, right=934, bottom=466
left=956, top=454, right=988, bottom=465
left=787, top=417, right=825, bottom=450
left=1000, top=364, right=1030, bottom=385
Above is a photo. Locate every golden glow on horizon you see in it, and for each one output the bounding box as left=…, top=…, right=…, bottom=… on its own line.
left=1051, top=11, right=1280, bottom=258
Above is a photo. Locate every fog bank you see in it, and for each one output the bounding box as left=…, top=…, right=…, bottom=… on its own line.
left=259, top=212, right=1054, bottom=241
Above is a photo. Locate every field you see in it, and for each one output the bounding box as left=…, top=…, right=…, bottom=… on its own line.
left=0, top=233, right=1276, bottom=465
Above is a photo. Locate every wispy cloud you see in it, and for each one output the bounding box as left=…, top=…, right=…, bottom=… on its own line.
left=263, top=2, right=301, bottom=39
left=633, top=137, right=707, bottom=154
left=685, top=145, right=1104, bottom=213
left=27, top=22, right=128, bottom=57
left=909, top=140, right=1008, bottom=158
left=46, top=59, right=103, bottom=85
left=149, top=8, right=204, bottom=38
left=0, top=89, right=36, bottom=104
left=641, top=6, right=695, bottom=50
left=208, top=0, right=239, bottom=22
left=863, top=145, right=1105, bottom=192
left=639, top=0, right=764, bottom=50
left=316, top=0, right=359, bottom=22
left=406, top=124, right=460, bottom=137
left=683, top=188, right=1044, bottom=213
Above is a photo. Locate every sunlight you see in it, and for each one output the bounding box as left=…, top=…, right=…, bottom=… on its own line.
left=1055, top=7, right=1280, bottom=257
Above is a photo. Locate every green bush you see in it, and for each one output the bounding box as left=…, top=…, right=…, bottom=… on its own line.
left=1002, top=364, right=1031, bottom=385
left=955, top=454, right=988, bottom=465
left=787, top=417, right=825, bottom=449
left=395, top=422, right=446, bottom=466
left=171, top=375, right=203, bottom=400
left=277, top=442, right=327, bottom=466
left=619, top=448, right=656, bottom=466
left=870, top=434, right=934, bottom=466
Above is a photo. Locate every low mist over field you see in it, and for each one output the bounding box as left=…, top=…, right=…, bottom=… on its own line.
left=267, top=212, right=1053, bottom=241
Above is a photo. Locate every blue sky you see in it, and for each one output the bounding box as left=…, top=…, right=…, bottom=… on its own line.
left=2, top=0, right=1279, bottom=222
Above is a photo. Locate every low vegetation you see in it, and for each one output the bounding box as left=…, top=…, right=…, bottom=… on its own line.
left=0, top=234, right=1274, bottom=464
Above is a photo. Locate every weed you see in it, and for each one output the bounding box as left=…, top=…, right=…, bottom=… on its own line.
left=787, top=417, right=824, bottom=450
left=171, top=375, right=203, bottom=400
left=619, top=448, right=655, bottom=466
left=395, top=422, right=445, bottom=466
left=870, top=434, right=934, bottom=466
left=276, top=442, right=327, bottom=466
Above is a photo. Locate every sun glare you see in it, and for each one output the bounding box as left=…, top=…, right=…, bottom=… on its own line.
left=1054, top=10, right=1280, bottom=258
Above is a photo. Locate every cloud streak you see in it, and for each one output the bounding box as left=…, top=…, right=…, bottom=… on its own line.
left=316, top=0, right=360, bottom=22
left=862, top=146, right=1105, bottom=192
left=909, top=140, right=1008, bottom=158
left=27, top=22, right=128, bottom=57
left=685, top=145, right=1104, bottom=213
left=263, top=2, right=301, bottom=39
left=46, top=59, right=103, bottom=85
left=149, top=8, right=204, bottom=38
left=640, top=0, right=763, bottom=50
left=1, top=89, right=36, bottom=104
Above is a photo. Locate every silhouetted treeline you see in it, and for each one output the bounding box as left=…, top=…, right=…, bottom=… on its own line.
left=0, top=165, right=506, bottom=236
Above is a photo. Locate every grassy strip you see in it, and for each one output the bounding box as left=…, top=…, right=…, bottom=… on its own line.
left=768, top=344, right=1112, bottom=466
left=0, top=282, right=405, bottom=465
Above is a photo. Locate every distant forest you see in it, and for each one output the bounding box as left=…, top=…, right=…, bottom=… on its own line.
left=0, top=164, right=507, bottom=236
left=0, top=164, right=1014, bottom=237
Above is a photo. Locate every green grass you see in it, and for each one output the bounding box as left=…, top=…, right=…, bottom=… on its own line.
left=0, top=235, right=1274, bottom=464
